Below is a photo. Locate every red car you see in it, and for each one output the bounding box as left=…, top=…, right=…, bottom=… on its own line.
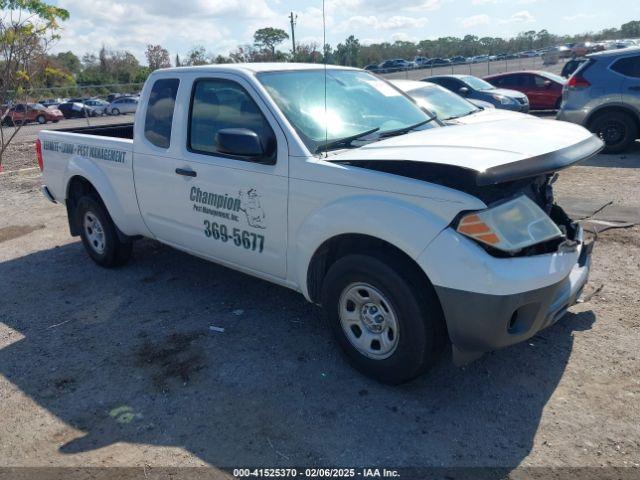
left=483, top=71, right=566, bottom=110
left=2, top=103, right=64, bottom=125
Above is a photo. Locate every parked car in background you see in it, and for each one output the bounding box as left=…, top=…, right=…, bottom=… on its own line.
left=557, top=47, right=640, bottom=153
left=471, top=55, right=490, bottom=63
left=424, top=58, right=450, bottom=67
left=2, top=103, right=63, bottom=125
left=424, top=74, right=530, bottom=112
left=615, top=40, right=638, bottom=49
left=561, top=58, right=588, bottom=78
left=450, top=56, right=467, bottom=64
left=57, top=102, right=98, bottom=119
left=107, top=96, right=139, bottom=115
left=484, top=71, right=566, bottom=110
left=38, top=98, right=63, bottom=109
left=84, top=98, right=110, bottom=115
left=571, top=42, right=605, bottom=57
left=414, top=56, right=430, bottom=67
left=364, top=64, right=381, bottom=73
left=392, top=79, right=530, bottom=125
left=378, top=59, right=414, bottom=73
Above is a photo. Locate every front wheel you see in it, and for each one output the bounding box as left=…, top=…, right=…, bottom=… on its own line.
left=36, top=115, right=46, bottom=124
left=111, top=108, right=120, bottom=116
left=76, top=196, right=132, bottom=267
left=590, top=111, right=638, bottom=154
left=321, top=254, right=444, bottom=384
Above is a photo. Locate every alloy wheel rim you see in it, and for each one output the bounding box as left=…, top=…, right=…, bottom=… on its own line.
left=600, top=121, right=625, bottom=145
left=338, top=282, right=399, bottom=360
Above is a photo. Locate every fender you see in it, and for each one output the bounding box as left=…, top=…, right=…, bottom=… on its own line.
left=64, top=155, right=150, bottom=237
left=584, top=101, right=640, bottom=127
left=293, top=194, right=456, bottom=300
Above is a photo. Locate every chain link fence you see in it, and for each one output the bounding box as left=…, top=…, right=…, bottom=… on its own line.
left=380, top=55, right=568, bottom=81
left=0, top=83, right=142, bottom=172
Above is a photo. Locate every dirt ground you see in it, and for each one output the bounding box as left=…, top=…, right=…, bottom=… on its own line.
left=0, top=133, right=639, bottom=478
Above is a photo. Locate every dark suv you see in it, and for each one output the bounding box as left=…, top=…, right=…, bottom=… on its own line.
left=557, top=47, right=640, bottom=153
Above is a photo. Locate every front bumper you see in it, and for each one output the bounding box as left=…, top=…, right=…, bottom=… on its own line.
left=419, top=226, right=592, bottom=365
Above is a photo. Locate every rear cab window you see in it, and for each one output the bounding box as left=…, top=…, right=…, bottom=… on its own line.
left=144, top=78, right=179, bottom=148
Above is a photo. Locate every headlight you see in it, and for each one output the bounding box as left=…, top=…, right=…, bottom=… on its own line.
left=492, top=94, right=513, bottom=105
left=456, top=195, right=562, bottom=253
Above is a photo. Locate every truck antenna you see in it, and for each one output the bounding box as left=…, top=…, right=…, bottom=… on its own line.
left=322, top=0, right=328, bottom=157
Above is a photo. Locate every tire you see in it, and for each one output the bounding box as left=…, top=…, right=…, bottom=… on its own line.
left=36, top=115, right=46, bottom=124
left=590, top=111, right=638, bottom=154
left=75, top=195, right=132, bottom=267
left=321, top=254, right=444, bottom=384
left=112, top=108, right=120, bottom=116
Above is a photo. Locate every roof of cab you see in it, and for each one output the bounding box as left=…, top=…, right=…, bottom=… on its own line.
left=155, top=62, right=359, bottom=75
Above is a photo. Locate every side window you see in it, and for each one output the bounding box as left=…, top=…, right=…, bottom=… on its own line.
left=513, top=75, right=530, bottom=87
left=611, top=56, right=640, bottom=78
left=436, top=78, right=457, bottom=91
left=188, top=78, right=276, bottom=161
left=492, top=76, right=507, bottom=87
left=144, top=78, right=179, bottom=148
left=533, top=75, right=548, bottom=87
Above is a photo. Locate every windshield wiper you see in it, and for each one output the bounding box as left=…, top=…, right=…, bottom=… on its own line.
left=377, top=117, right=436, bottom=139
left=315, top=127, right=380, bottom=154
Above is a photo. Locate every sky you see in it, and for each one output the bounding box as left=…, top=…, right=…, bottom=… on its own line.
left=47, top=0, right=640, bottom=63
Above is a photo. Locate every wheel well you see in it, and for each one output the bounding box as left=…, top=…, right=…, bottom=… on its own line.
left=65, top=176, right=102, bottom=236
left=307, top=234, right=434, bottom=305
left=587, top=105, right=640, bottom=132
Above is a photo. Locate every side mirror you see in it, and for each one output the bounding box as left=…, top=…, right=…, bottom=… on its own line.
left=216, top=128, right=265, bottom=158
left=544, top=80, right=552, bottom=88
left=459, top=87, right=469, bottom=95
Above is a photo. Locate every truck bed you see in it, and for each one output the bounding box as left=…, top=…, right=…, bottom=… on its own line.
left=56, top=122, right=133, bottom=139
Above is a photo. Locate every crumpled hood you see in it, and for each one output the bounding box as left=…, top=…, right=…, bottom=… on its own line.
left=330, top=118, right=603, bottom=185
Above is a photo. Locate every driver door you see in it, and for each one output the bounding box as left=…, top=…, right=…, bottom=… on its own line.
left=134, top=73, right=289, bottom=279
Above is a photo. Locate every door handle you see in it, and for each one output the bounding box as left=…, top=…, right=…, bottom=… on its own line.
left=175, top=168, right=197, bottom=177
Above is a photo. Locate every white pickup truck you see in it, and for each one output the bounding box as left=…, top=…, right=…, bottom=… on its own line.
left=37, top=63, right=602, bottom=383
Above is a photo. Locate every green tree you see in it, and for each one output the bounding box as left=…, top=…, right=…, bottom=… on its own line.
left=620, top=20, right=640, bottom=38
left=55, top=51, right=81, bottom=75
left=335, top=35, right=360, bottom=67
left=253, top=27, right=289, bottom=58
left=145, top=44, right=171, bottom=71
left=184, top=45, right=208, bottom=66
left=0, top=0, right=69, bottom=168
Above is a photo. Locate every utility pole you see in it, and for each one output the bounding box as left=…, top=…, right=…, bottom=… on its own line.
left=289, top=12, right=297, bottom=58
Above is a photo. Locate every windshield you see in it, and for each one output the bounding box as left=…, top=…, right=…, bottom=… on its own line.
left=462, top=76, right=495, bottom=91
left=408, top=85, right=479, bottom=120
left=257, top=69, right=435, bottom=153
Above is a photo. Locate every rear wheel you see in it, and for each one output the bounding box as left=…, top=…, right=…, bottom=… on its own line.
left=321, top=254, right=444, bottom=384
left=111, top=108, right=120, bottom=116
left=36, top=115, right=46, bottom=124
left=590, top=111, right=638, bottom=154
left=76, top=196, right=132, bottom=267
